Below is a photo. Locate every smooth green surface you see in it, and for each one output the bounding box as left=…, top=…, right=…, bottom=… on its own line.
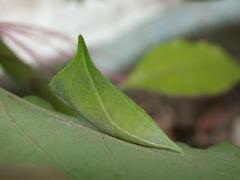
left=124, top=40, right=240, bottom=96
left=24, top=95, right=55, bottom=111
left=50, top=35, right=180, bottom=152
left=24, top=95, right=95, bottom=130
left=0, top=87, right=240, bottom=180
left=0, top=165, right=68, bottom=180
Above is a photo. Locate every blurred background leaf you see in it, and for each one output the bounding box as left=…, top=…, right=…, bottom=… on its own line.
left=0, top=38, right=74, bottom=115
left=124, top=40, right=240, bottom=97
left=0, top=39, right=35, bottom=91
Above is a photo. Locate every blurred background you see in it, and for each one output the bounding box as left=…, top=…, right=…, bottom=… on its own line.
left=1, top=0, right=240, bottom=151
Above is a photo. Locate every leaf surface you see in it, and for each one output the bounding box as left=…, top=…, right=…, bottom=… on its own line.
left=24, top=95, right=55, bottom=111
left=124, top=40, right=240, bottom=96
left=0, top=88, right=240, bottom=180
left=50, top=35, right=180, bottom=152
left=0, top=165, right=68, bottom=180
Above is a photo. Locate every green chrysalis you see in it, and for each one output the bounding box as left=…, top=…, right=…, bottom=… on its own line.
left=50, top=35, right=182, bottom=153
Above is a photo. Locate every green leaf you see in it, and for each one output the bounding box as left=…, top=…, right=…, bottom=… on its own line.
left=0, top=87, right=240, bottom=180
left=0, top=39, right=35, bottom=88
left=31, top=77, right=75, bottom=115
left=49, top=35, right=181, bottom=152
left=24, top=95, right=55, bottom=111
left=0, top=165, right=69, bottom=180
left=25, top=94, right=95, bottom=130
left=124, top=40, right=240, bottom=96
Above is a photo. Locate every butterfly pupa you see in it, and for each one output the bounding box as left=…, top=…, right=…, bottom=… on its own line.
left=50, top=35, right=182, bottom=153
